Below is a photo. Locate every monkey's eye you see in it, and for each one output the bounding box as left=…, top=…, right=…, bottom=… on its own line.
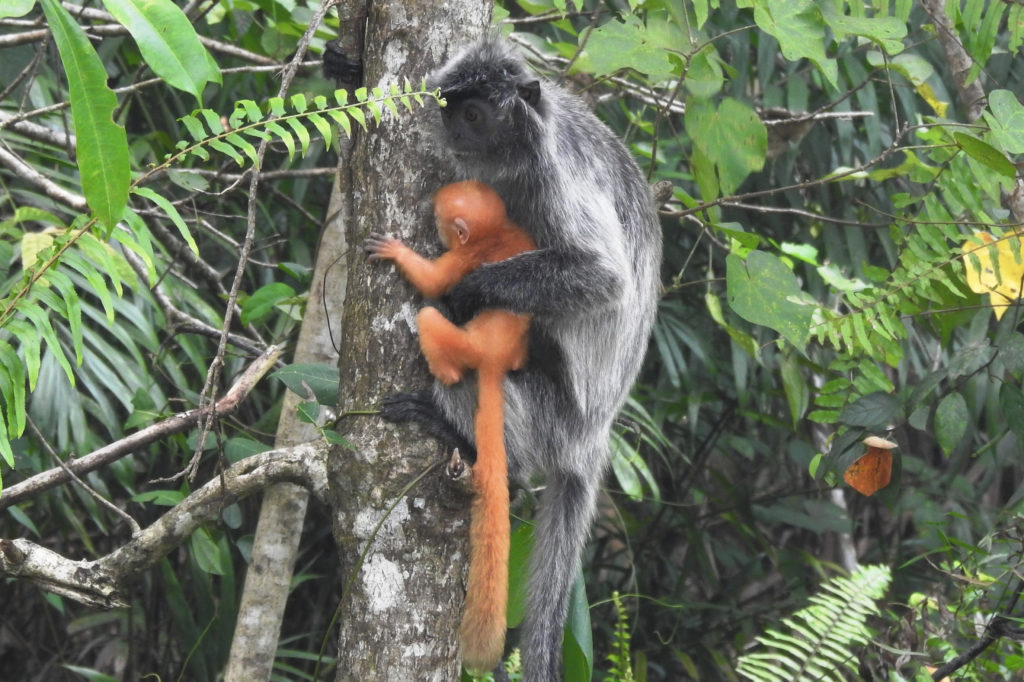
left=464, top=106, right=480, bottom=123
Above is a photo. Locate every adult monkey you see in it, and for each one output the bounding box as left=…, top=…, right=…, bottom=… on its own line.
left=380, top=38, right=662, bottom=680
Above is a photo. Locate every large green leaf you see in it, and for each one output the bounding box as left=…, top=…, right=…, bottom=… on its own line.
left=821, top=3, right=907, bottom=55
left=271, top=363, right=340, bottom=405
left=685, top=97, right=766, bottom=196
left=580, top=14, right=678, bottom=80
left=0, top=0, right=34, bottom=19
left=750, top=0, right=837, bottom=87
left=727, top=251, right=815, bottom=350
left=984, top=89, right=1024, bottom=154
left=39, top=0, right=129, bottom=229
left=103, top=0, right=221, bottom=102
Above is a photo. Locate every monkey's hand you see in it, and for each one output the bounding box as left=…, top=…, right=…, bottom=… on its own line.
left=363, top=233, right=408, bottom=263
left=322, top=39, right=363, bottom=86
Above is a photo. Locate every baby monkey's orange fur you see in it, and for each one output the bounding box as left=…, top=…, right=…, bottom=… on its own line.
left=365, top=180, right=535, bottom=674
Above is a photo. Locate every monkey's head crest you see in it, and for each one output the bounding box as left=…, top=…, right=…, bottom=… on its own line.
left=431, top=37, right=542, bottom=111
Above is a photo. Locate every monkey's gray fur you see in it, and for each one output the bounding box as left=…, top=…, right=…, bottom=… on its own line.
left=383, top=37, right=661, bottom=681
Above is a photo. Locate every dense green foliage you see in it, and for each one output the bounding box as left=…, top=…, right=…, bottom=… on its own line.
left=2, top=0, right=1024, bottom=680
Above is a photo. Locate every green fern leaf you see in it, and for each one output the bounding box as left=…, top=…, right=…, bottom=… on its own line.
left=267, top=96, right=286, bottom=117
left=737, top=565, right=891, bottom=682
left=307, top=112, right=333, bottom=150
left=180, top=112, right=209, bottom=142
left=347, top=106, right=367, bottom=131
left=328, top=110, right=352, bottom=139
left=284, top=117, right=311, bottom=156
left=265, top=120, right=295, bottom=161
left=225, top=132, right=259, bottom=166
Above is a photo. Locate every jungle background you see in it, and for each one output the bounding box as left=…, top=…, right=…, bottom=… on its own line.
left=2, top=0, right=1024, bottom=680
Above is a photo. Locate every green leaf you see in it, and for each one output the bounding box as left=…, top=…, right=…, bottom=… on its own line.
left=284, top=117, right=311, bottom=156
left=780, top=353, right=808, bottom=425
left=63, top=250, right=115, bottom=323
left=751, top=0, right=837, bottom=87
left=579, top=14, right=677, bottom=80
left=133, top=489, right=185, bottom=505
left=307, top=112, right=334, bottom=150
left=726, top=251, right=815, bottom=350
left=685, top=98, right=766, bottom=195
left=179, top=112, right=208, bottom=142
left=189, top=528, right=227, bottom=575
left=561, top=571, right=593, bottom=682
left=328, top=110, right=353, bottom=139
left=241, top=282, right=296, bottom=325
left=840, top=391, right=902, bottom=428
left=132, top=187, right=198, bottom=256
left=506, top=524, right=533, bottom=628
left=0, top=0, right=34, bottom=19
left=265, top=120, right=295, bottom=161
left=39, top=0, right=130, bottom=229
left=984, top=89, right=1024, bottom=154
left=225, top=132, right=259, bottom=166
left=0, top=340, right=26, bottom=439
left=19, top=302, right=75, bottom=386
left=48, top=269, right=84, bottom=366
left=1000, top=383, right=1024, bottom=443
left=209, top=137, right=245, bottom=166
left=954, top=132, right=1016, bottom=178
left=7, top=320, right=40, bottom=392
left=935, top=392, right=968, bottom=455
left=296, top=401, right=319, bottom=424
left=348, top=106, right=367, bottom=131
left=821, top=4, right=907, bottom=55
left=103, top=0, right=221, bottom=102
left=271, top=362, right=340, bottom=405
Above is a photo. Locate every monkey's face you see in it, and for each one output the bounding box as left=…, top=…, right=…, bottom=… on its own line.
left=439, top=95, right=501, bottom=156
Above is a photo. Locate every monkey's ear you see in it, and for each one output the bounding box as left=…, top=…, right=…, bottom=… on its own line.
left=517, top=80, right=541, bottom=107
left=453, top=217, right=471, bottom=245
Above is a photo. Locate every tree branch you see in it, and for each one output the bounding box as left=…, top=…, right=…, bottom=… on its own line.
left=931, top=577, right=1024, bottom=680
left=0, top=440, right=329, bottom=608
left=0, top=343, right=285, bottom=510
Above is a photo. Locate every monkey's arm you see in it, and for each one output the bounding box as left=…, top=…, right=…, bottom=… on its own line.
left=444, top=248, right=622, bottom=322
left=364, top=234, right=466, bottom=299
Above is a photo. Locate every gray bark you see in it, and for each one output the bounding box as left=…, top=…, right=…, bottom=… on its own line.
left=330, top=1, right=491, bottom=679
left=224, top=176, right=348, bottom=681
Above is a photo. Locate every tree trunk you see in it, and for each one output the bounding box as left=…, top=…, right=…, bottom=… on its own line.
left=224, top=175, right=348, bottom=681
left=329, top=2, right=491, bottom=680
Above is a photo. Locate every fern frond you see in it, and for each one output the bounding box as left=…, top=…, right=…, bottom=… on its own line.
left=603, top=591, right=635, bottom=682
left=161, top=81, right=441, bottom=171
left=736, top=565, right=891, bottom=682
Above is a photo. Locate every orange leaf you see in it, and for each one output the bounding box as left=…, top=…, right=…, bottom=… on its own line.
left=843, top=446, right=893, bottom=496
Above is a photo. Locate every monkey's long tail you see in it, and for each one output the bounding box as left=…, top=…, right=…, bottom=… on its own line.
left=459, top=366, right=510, bottom=675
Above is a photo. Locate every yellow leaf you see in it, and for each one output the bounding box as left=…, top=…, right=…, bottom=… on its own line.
left=21, top=231, right=56, bottom=270
left=916, top=83, right=947, bottom=117
left=962, top=231, right=1024, bottom=320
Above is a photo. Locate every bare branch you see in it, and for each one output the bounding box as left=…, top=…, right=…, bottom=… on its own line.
left=0, top=343, right=285, bottom=510
left=0, top=441, right=329, bottom=608
left=0, top=144, right=87, bottom=212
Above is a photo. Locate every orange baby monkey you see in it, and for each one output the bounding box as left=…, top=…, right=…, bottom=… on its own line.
left=364, top=179, right=535, bottom=674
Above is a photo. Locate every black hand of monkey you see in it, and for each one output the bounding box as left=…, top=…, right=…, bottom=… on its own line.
left=322, top=39, right=363, bottom=86
left=441, top=271, right=487, bottom=325
left=363, top=233, right=402, bottom=261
